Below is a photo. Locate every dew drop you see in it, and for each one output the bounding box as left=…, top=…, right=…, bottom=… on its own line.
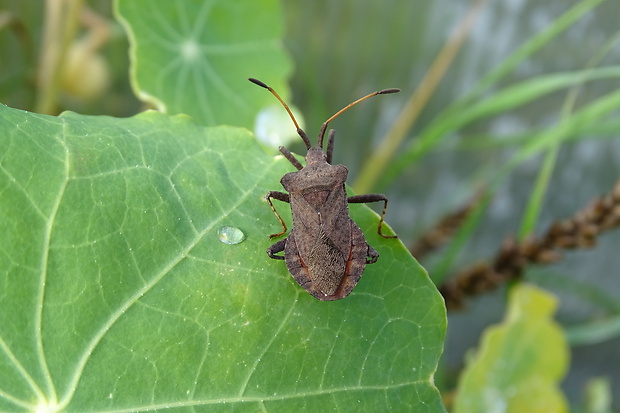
left=218, top=226, right=246, bottom=245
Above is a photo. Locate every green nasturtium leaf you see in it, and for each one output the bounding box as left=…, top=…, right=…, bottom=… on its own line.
left=115, top=0, right=292, bottom=128
left=0, top=105, right=446, bottom=412
left=454, top=283, right=569, bottom=413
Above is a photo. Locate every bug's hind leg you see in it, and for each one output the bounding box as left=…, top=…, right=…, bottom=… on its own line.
left=347, top=194, right=397, bottom=239
left=366, top=244, right=379, bottom=264
left=266, top=239, right=287, bottom=260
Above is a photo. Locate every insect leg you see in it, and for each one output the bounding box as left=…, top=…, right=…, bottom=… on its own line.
left=266, top=239, right=287, bottom=260
left=279, top=146, right=304, bottom=170
left=266, top=191, right=290, bottom=238
left=367, top=244, right=379, bottom=264
left=347, top=194, right=397, bottom=239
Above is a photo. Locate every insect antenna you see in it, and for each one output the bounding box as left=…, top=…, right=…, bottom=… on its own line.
left=248, top=78, right=312, bottom=150
left=317, top=88, right=400, bottom=148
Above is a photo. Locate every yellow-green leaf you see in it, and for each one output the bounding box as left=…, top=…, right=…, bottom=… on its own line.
left=454, top=283, right=569, bottom=413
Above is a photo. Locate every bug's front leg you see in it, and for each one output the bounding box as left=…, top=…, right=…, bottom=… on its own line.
left=266, top=191, right=290, bottom=239
left=347, top=194, right=397, bottom=239
left=266, top=239, right=287, bottom=260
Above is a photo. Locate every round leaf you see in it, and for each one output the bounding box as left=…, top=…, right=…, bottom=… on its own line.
left=115, top=0, right=293, bottom=127
left=0, top=105, right=446, bottom=411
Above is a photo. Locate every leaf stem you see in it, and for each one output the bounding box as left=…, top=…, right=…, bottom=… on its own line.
left=35, top=0, right=83, bottom=114
left=352, top=0, right=488, bottom=194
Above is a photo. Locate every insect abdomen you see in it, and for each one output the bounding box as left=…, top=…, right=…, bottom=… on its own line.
left=306, top=228, right=347, bottom=295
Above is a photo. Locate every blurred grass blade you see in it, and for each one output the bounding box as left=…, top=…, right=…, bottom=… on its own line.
left=566, top=315, right=620, bottom=346
left=461, top=0, right=608, bottom=104
left=518, top=147, right=558, bottom=240
left=356, top=0, right=608, bottom=193
left=528, top=270, right=620, bottom=314
left=382, top=65, right=620, bottom=189
left=429, top=190, right=492, bottom=285
left=425, top=70, right=620, bottom=282
left=518, top=31, right=620, bottom=240
left=352, top=0, right=488, bottom=194
left=509, top=87, right=620, bottom=167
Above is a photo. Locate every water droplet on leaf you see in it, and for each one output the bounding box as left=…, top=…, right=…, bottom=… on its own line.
left=218, top=226, right=246, bottom=244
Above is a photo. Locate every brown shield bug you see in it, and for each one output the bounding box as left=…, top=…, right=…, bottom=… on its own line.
left=249, top=78, right=399, bottom=301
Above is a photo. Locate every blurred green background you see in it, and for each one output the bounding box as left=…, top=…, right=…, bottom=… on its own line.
left=1, top=0, right=619, bottom=409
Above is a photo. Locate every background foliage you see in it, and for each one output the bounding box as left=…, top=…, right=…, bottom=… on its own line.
left=1, top=0, right=620, bottom=411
